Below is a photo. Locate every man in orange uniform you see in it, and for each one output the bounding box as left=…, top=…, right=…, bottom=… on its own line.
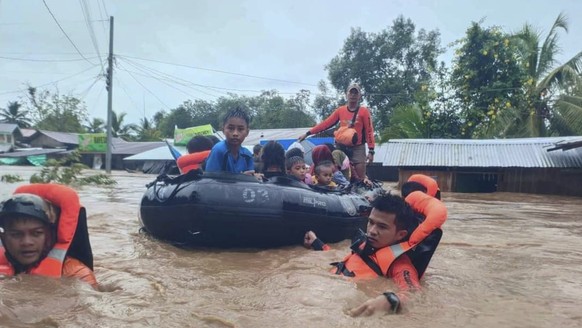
left=304, top=188, right=446, bottom=316
left=0, top=184, right=97, bottom=289
left=298, top=83, right=375, bottom=180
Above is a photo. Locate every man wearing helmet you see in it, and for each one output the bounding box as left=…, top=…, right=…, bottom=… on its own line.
left=0, top=184, right=97, bottom=289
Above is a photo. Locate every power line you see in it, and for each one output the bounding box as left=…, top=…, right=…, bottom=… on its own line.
left=0, top=55, right=100, bottom=62
left=0, top=64, right=100, bottom=96
left=117, top=62, right=171, bottom=110
left=79, top=0, right=105, bottom=73
left=42, top=0, right=95, bottom=65
left=120, top=56, right=299, bottom=95
left=117, top=66, right=207, bottom=102
left=114, top=75, right=141, bottom=112
left=116, top=54, right=318, bottom=87
left=119, top=58, right=223, bottom=98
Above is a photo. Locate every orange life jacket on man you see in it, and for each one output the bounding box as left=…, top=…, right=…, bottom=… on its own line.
left=331, top=191, right=447, bottom=279
left=177, top=150, right=211, bottom=174
left=0, top=184, right=83, bottom=278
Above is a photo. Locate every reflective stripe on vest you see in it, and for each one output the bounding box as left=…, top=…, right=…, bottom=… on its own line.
left=331, top=242, right=410, bottom=279
left=0, top=184, right=80, bottom=278
left=333, top=191, right=447, bottom=279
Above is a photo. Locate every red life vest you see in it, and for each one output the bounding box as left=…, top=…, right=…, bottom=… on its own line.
left=177, top=150, right=211, bottom=174
left=331, top=191, right=447, bottom=278
left=0, top=184, right=81, bottom=278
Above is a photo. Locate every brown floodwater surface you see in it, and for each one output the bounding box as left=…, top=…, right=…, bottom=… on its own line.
left=0, top=166, right=581, bottom=328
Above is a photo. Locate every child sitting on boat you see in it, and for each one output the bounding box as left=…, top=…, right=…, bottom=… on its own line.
left=312, top=161, right=337, bottom=189
left=205, top=107, right=254, bottom=175
left=286, top=156, right=307, bottom=183
left=260, top=140, right=286, bottom=179
left=176, top=136, right=215, bottom=174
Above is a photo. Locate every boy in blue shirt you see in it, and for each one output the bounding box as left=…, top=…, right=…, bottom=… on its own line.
left=205, top=108, right=255, bottom=174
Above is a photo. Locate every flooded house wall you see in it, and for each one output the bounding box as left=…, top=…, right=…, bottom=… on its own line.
left=499, top=168, right=582, bottom=196
left=397, top=167, right=582, bottom=196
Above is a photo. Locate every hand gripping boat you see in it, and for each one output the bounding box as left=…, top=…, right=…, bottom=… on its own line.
left=139, top=171, right=371, bottom=248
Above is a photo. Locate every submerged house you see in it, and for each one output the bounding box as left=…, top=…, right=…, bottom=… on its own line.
left=0, top=123, right=22, bottom=153
left=374, top=137, right=582, bottom=196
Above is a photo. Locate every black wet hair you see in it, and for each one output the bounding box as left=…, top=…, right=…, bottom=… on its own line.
left=314, top=160, right=334, bottom=175
left=222, top=107, right=250, bottom=127
left=285, top=156, right=305, bottom=170
left=186, top=136, right=214, bottom=154
left=371, top=193, right=418, bottom=238
left=207, top=135, right=220, bottom=145
left=261, top=140, right=285, bottom=173
left=253, top=144, right=262, bottom=156
left=285, top=147, right=304, bottom=159
left=401, top=181, right=427, bottom=199
left=324, top=143, right=336, bottom=152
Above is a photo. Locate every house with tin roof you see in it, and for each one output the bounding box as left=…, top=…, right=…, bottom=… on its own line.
left=373, top=137, right=582, bottom=196
left=0, top=123, right=22, bottom=153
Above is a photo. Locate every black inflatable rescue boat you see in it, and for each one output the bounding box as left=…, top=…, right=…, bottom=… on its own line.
left=139, top=171, right=371, bottom=248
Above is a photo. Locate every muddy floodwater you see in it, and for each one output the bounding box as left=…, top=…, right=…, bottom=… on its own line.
left=0, top=166, right=581, bottom=328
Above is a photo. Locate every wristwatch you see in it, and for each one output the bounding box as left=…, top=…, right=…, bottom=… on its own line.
left=383, top=292, right=400, bottom=313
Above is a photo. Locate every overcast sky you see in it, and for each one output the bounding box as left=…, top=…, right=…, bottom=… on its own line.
left=1, top=0, right=581, bottom=126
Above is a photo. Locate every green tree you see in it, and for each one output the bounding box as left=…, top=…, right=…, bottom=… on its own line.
left=312, top=80, right=341, bottom=121
left=247, top=90, right=315, bottom=129
left=511, top=13, right=582, bottom=137
left=0, top=101, right=32, bottom=128
left=326, top=16, right=444, bottom=132
left=451, top=22, right=526, bottom=138
left=550, top=85, right=582, bottom=135
left=26, top=87, right=88, bottom=133
left=84, top=117, right=105, bottom=133
left=111, top=111, right=136, bottom=140
left=134, top=117, right=162, bottom=141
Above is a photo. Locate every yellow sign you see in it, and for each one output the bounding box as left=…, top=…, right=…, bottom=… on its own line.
left=174, top=124, right=214, bottom=146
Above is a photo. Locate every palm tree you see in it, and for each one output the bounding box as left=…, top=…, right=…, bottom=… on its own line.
left=512, top=13, right=582, bottom=136
left=0, top=101, right=32, bottom=128
left=84, top=117, right=105, bottom=133
left=550, top=86, right=582, bottom=135
left=111, top=111, right=137, bottom=140
left=381, top=104, right=426, bottom=140
left=135, top=117, right=162, bottom=141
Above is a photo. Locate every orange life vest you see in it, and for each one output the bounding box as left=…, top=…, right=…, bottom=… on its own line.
left=0, top=184, right=81, bottom=278
left=407, top=174, right=439, bottom=198
left=177, top=150, right=211, bottom=174
left=331, top=191, right=447, bottom=278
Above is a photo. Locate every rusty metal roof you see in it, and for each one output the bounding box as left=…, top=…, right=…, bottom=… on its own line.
left=375, top=137, right=582, bottom=168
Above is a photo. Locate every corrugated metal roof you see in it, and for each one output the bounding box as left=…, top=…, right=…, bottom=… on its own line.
left=0, top=123, right=18, bottom=134
left=19, top=128, right=37, bottom=138
left=37, top=130, right=80, bottom=145
left=111, top=141, right=165, bottom=155
left=124, top=128, right=311, bottom=161
left=0, top=148, right=69, bottom=158
left=376, top=137, right=582, bottom=168
left=0, top=144, right=12, bottom=153
left=215, top=127, right=310, bottom=146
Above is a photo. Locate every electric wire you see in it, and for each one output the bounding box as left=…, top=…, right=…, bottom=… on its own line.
left=79, top=0, right=105, bottom=73
left=41, top=0, right=96, bottom=65
left=116, top=62, right=171, bottom=110
left=116, top=54, right=318, bottom=87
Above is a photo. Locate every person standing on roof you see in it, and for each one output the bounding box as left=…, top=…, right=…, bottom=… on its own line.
left=298, top=82, right=375, bottom=180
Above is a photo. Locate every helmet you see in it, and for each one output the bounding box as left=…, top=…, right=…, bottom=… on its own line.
left=0, top=193, right=58, bottom=226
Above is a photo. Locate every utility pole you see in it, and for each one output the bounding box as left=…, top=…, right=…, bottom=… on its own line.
left=105, top=16, right=114, bottom=173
